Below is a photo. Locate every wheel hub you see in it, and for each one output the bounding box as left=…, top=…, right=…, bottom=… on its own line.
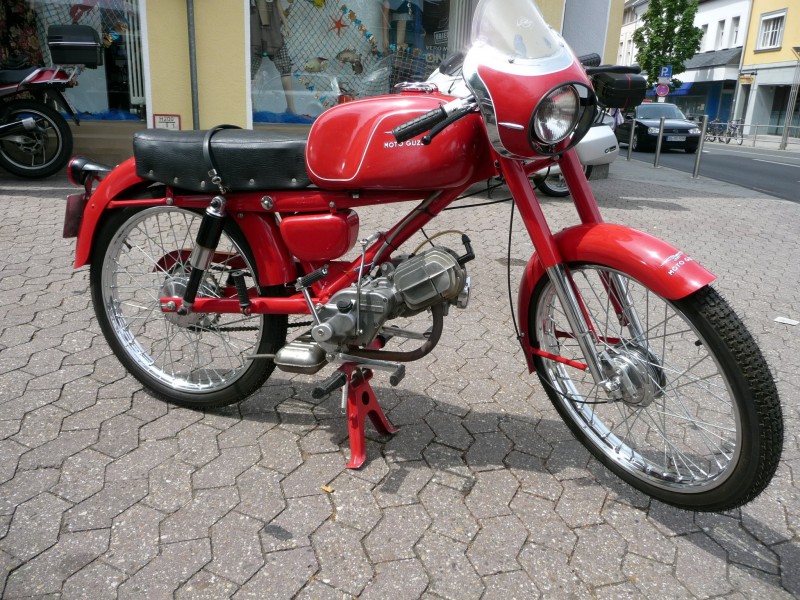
left=607, top=344, right=666, bottom=407
left=160, top=276, right=218, bottom=329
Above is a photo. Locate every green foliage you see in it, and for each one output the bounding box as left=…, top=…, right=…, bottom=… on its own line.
left=632, top=0, right=704, bottom=87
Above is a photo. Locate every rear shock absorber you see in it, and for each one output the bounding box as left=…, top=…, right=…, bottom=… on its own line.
left=177, top=195, right=227, bottom=315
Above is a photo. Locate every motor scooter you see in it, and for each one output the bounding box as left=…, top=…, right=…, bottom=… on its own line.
left=63, top=0, right=782, bottom=512
left=0, top=65, right=81, bottom=178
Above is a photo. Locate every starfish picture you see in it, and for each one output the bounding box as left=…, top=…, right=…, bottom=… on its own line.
left=328, top=14, right=348, bottom=37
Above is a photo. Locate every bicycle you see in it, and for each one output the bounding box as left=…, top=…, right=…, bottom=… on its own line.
left=705, top=119, right=724, bottom=142
left=724, top=119, right=744, bottom=145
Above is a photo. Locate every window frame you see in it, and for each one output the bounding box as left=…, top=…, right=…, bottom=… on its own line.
left=756, top=10, right=786, bottom=51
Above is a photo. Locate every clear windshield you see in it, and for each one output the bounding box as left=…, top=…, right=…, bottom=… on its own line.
left=636, top=104, right=687, bottom=120
left=471, top=0, right=562, bottom=61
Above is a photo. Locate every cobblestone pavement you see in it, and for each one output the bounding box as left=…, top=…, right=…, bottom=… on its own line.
left=0, top=159, right=798, bottom=599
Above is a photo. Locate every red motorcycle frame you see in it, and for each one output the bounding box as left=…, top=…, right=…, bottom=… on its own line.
left=63, top=0, right=781, bottom=512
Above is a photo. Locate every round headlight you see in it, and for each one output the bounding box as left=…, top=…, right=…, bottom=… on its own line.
left=531, top=85, right=580, bottom=145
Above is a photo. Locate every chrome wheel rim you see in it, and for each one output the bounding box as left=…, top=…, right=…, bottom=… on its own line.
left=534, top=266, right=742, bottom=493
left=0, top=108, right=62, bottom=171
left=100, top=207, right=264, bottom=393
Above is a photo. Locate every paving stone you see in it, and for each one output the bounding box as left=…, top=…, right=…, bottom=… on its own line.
left=63, top=479, right=148, bottom=532
left=0, top=419, right=21, bottom=441
left=0, top=549, right=21, bottom=599
left=504, top=451, right=563, bottom=501
left=51, top=448, right=112, bottom=503
left=773, top=541, right=800, bottom=596
left=331, top=488, right=382, bottom=533
left=424, top=410, right=473, bottom=450
left=207, top=511, right=265, bottom=585
left=3, top=530, right=109, bottom=598
left=622, top=553, right=693, bottom=599
left=127, top=392, right=169, bottom=422
left=361, top=558, right=429, bottom=600
left=510, top=492, right=576, bottom=555
left=260, top=494, right=332, bottom=552
left=61, top=396, right=130, bottom=432
left=420, top=481, right=478, bottom=543
left=465, top=469, right=519, bottom=519
left=0, top=492, right=71, bottom=561
left=601, top=501, right=675, bottom=564
left=647, top=501, right=701, bottom=537
left=554, top=478, right=608, bottom=528
left=176, top=423, right=221, bottom=467
left=545, top=439, right=593, bottom=480
left=364, top=503, right=430, bottom=563
left=235, top=465, right=286, bottom=522
left=217, top=418, right=276, bottom=449
left=416, top=531, right=484, bottom=600
left=384, top=422, right=435, bottom=463
left=570, top=523, right=627, bottom=587
left=140, top=408, right=204, bottom=440
left=387, top=394, right=436, bottom=426
left=467, top=514, right=528, bottom=576
left=92, top=413, right=143, bottom=458
left=232, top=547, right=317, bottom=599
left=275, top=398, right=317, bottom=434
left=374, top=461, right=433, bottom=508
left=146, top=460, right=195, bottom=512
left=312, top=521, right=372, bottom=596
left=695, top=511, right=780, bottom=573
left=481, top=570, right=541, bottom=600
left=295, top=580, right=343, bottom=600
left=257, top=427, right=303, bottom=474
left=176, top=570, right=238, bottom=600
left=518, top=544, right=590, bottom=598
left=464, top=431, right=512, bottom=471
left=11, top=405, right=68, bottom=448
left=728, top=563, right=792, bottom=600
left=61, top=560, right=126, bottom=600
left=193, top=445, right=261, bottom=489
left=499, top=417, right=551, bottom=459
left=422, top=443, right=475, bottom=493
left=298, top=422, right=347, bottom=455
left=117, top=538, right=211, bottom=600
left=104, top=504, right=164, bottom=575
left=0, top=468, right=59, bottom=515
left=16, top=429, right=97, bottom=471
left=104, top=439, right=178, bottom=481
left=280, top=452, right=345, bottom=498
left=674, top=531, right=733, bottom=598
left=160, top=487, right=239, bottom=543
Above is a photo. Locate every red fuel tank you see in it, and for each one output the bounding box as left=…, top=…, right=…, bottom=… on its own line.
left=305, top=93, right=491, bottom=190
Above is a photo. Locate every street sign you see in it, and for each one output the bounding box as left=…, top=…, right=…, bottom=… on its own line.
left=657, top=76, right=671, bottom=84
left=655, top=84, right=670, bottom=97
left=659, top=65, right=673, bottom=78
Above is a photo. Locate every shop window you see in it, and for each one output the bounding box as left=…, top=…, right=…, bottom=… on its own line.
left=1, top=0, right=146, bottom=120
left=250, top=0, right=453, bottom=124
left=757, top=11, right=785, bottom=51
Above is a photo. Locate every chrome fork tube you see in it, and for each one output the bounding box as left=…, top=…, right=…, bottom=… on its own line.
left=545, top=264, right=607, bottom=385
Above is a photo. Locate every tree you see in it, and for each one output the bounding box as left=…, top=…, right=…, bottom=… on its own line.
left=632, top=0, right=704, bottom=88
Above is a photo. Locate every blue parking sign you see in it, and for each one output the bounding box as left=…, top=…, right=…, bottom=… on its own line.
left=660, top=65, right=673, bottom=78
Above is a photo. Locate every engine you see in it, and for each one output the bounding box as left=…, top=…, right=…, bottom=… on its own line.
left=311, top=247, right=468, bottom=349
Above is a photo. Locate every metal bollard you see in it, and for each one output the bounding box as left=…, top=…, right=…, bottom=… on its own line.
left=653, top=116, right=666, bottom=168
left=692, top=115, right=709, bottom=179
left=627, top=119, right=635, bottom=161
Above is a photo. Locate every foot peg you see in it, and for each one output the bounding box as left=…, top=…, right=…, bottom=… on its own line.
left=312, top=370, right=348, bottom=399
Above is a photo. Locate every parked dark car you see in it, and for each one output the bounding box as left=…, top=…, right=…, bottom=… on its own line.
left=615, top=102, right=701, bottom=153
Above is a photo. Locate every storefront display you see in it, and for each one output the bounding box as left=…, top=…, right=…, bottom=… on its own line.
left=251, top=0, right=452, bottom=123
left=2, top=0, right=145, bottom=121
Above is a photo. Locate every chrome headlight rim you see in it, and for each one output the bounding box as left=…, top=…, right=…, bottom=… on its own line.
left=530, top=84, right=581, bottom=147
left=528, top=82, right=597, bottom=157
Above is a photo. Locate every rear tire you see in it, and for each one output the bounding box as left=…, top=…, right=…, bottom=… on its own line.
left=529, top=266, right=783, bottom=511
left=0, top=100, right=72, bottom=178
left=90, top=206, right=288, bottom=408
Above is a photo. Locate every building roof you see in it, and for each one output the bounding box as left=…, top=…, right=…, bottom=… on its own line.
left=684, top=47, right=742, bottom=69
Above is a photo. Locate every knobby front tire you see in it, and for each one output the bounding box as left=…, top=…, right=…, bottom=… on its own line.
left=529, top=265, right=783, bottom=511
left=90, top=207, right=288, bottom=408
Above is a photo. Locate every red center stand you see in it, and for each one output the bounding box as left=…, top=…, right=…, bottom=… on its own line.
left=339, top=363, right=398, bottom=469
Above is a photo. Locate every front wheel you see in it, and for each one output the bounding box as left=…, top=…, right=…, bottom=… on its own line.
left=529, top=265, right=782, bottom=511
left=90, top=207, right=288, bottom=408
left=0, top=100, right=72, bottom=178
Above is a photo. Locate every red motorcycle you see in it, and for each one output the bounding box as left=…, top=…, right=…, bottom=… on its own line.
left=0, top=65, right=79, bottom=178
left=63, top=0, right=782, bottom=511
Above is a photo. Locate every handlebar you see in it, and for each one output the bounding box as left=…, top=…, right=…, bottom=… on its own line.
left=392, top=106, right=448, bottom=143
left=577, top=53, right=602, bottom=67
left=585, top=64, right=642, bottom=75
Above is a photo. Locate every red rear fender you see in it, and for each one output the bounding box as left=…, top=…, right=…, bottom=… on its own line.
left=517, top=223, right=716, bottom=371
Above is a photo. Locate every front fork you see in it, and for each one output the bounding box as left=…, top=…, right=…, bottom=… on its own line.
left=500, top=152, right=641, bottom=396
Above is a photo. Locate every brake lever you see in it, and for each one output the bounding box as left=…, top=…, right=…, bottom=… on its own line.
left=421, top=106, right=474, bottom=145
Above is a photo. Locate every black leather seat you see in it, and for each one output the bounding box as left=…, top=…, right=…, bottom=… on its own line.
left=0, top=67, right=38, bottom=85
left=133, top=128, right=311, bottom=193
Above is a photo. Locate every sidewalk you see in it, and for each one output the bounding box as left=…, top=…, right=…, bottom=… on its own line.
left=0, top=161, right=798, bottom=599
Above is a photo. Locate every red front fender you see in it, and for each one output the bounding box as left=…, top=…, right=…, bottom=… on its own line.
left=517, top=223, right=716, bottom=371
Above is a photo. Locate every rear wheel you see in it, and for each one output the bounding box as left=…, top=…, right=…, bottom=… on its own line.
left=529, top=265, right=783, bottom=511
left=90, top=206, right=288, bottom=408
left=735, top=127, right=744, bottom=145
left=0, top=100, right=72, bottom=178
